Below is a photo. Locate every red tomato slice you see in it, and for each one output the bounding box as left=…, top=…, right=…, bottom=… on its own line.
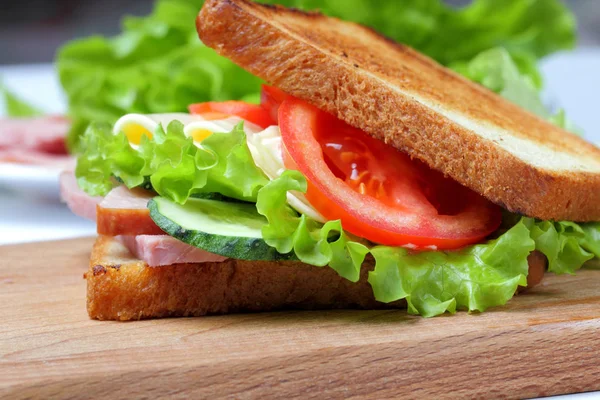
left=278, top=97, right=501, bottom=250
left=260, top=85, right=288, bottom=123
left=189, top=101, right=275, bottom=128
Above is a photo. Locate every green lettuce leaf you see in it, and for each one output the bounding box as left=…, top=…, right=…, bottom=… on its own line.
left=581, top=223, right=600, bottom=258
left=256, top=170, right=369, bottom=281
left=76, top=120, right=268, bottom=203
left=369, top=220, right=532, bottom=316
left=255, top=171, right=598, bottom=317
left=0, top=82, right=42, bottom=117
left=526, top=220, right=597, bottom=274
left=57, top=0, right=576, bottom=151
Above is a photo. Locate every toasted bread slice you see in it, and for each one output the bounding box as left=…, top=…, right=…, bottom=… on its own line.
left=86, top=236, right=400, bottom=320
left=197, top=0, right=600, bottom=222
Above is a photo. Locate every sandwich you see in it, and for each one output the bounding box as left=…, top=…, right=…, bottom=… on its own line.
left=61, top=0, right=600, bottom=320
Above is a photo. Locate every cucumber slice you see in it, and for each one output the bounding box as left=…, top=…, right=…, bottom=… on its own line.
left=148, top=197, right=295, bottom=261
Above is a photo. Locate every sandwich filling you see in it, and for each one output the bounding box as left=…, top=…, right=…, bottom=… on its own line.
left=69, top=82, right=600, bottom=317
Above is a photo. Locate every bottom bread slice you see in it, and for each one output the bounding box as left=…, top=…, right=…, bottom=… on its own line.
left=86, top=236, right=401, bottom=320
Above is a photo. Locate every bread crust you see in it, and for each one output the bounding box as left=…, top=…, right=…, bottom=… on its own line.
left=197, top=0, right=600, bottom=221
left=87, top=236, right=401, bottom=320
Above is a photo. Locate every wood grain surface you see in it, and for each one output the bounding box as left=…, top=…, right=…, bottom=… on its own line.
left=1, top=238, right=600, bottom=399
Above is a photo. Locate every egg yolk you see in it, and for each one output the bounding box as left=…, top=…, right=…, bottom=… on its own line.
left=190, top=128, right=213, bottom=142
left=123, top=124, right=153, bottom=145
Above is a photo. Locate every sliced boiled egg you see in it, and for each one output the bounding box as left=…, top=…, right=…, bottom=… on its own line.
left=113, top=113, right=204, bottom=148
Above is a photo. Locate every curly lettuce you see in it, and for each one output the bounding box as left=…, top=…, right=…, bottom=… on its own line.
left=256, top=170, right=369, bottom=281
left=75, top=120, right=268, bottom=203
left=57, top=0, right=576, bottom=150
left=368, top=221, right=533, bottom=317
left=527, top=220, right=597, bottom=274
left=255, top=170, right=600, bottom=317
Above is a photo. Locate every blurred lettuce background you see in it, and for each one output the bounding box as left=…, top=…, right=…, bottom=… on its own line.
left=2, top=0, right=598, bottom=65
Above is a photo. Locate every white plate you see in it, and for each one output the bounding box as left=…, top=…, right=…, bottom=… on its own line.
left=0, top=162, right=66, bottom=202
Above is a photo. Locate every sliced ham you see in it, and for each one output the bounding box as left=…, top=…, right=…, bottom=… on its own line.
left=61, top=172, right=227, bottom=267
left=61, top=171, right=162, bottom=235
left=0, top=116, right=69, bottom=154
left=97, top=185, right=164, bottom=235
left=60, top=171, right=102, bottom=220
left=119, top=235, right=227, bottom=267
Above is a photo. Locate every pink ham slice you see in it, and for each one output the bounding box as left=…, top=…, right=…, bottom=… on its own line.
left=60, top=172, right=226, bottom=267
left=60, top=171, right=102, bottom=220
left=60, top=171, right=161, bottom=234
left=0, top=116, right=69, bottom=154
left=119, top=235, right=227, bottom=267
left=97, top=185, right=164, bottom=235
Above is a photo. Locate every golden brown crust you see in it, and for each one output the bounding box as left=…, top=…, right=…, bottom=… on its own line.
left=197, top=0, right=600, bottom=221
left=87, top=236, right=401, bottom=320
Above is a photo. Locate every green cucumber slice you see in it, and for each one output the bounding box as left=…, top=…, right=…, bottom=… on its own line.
left=148, top=197, right=295, bottom=261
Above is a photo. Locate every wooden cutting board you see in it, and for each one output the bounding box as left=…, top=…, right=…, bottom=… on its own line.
left=1, top=238, right=600, bottom=399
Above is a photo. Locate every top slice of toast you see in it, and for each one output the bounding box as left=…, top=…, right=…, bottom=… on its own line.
left=198, top=0, right=600, bottom=221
